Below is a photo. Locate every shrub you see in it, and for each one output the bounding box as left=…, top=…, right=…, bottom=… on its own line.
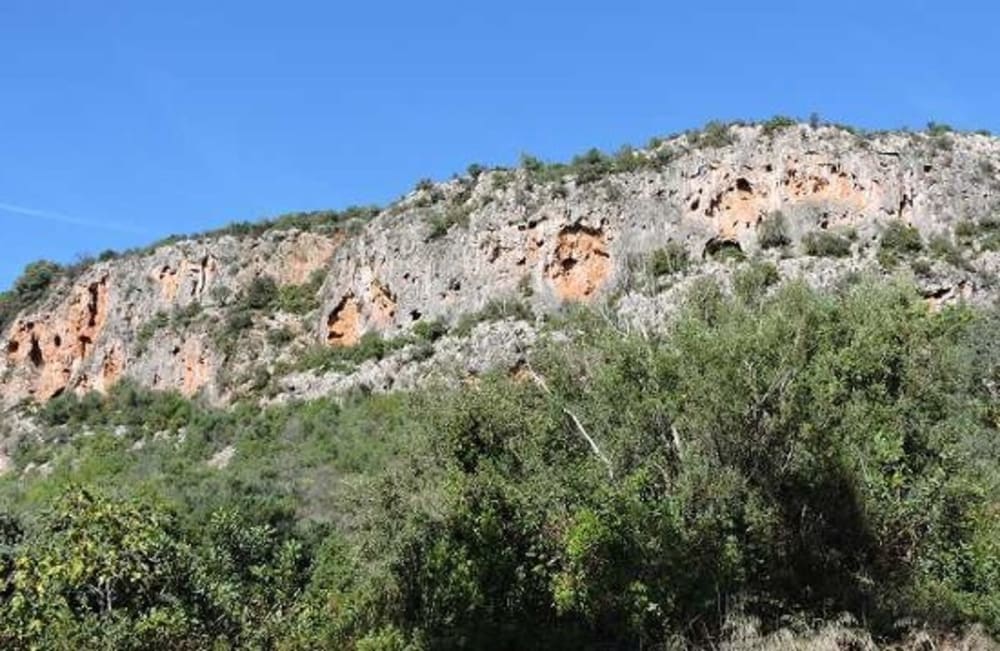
left=928, top=234, right=971, bottom=270
left=277, top=272, right=324, bottom=314
left=927, top=121, right=954, bottom=136
left=705, top=239, right=746, bottom=262
left=519, top=153, right=546, bottom=175
left=244, top=276, right=279, bottom=310
left=650, top=243, right=690, bottom=276
left=0, top=260, right=64, bottom=331
left=691, top=121, right=735, bottom=148
left=760, top=115, right=797, bottom=137
left=426, top=204, right=472, bottom=239
left=881, top=221, right=923, bottom=254
left=453, top=297, right=533, bottom=337
left=910, top=258, right=933, bottom=277
left=412, top=318, right=448, bottom=343
left=955, top=219, right=978, bottom=245
left=570, top=148, right=614, bottom=185
left=135, top=310, right=170, bottom=354
left=733, top=260, right=780, bottom=302
left=266, top=327, right=295, bottom=347
left=757, top=211, right=791, bottom=249
left=3, top=279, right=1000, bottom=647
left=802, top=230, right=852, bottom=257
left=878, top=221, right=923, bottom=267
left=298, top=331, right=396, bottom=372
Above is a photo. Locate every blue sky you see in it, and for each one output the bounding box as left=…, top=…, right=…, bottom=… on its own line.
left=1, top=0, right=997, bottom=289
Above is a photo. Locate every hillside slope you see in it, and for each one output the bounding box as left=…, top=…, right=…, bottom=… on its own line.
left=2, top=121, right=999, bottom=410
left=1, top=121, right=999, bottom=649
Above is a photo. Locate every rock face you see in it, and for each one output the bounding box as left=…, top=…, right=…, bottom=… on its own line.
left=1, top=230, right=341, bottom=406
left=2, top=124, right=999, bottom=408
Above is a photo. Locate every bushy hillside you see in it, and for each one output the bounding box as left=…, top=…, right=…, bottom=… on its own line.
left=1, top=276, right=998, bottom=649
left=2, top=119, right=1000, bottom=648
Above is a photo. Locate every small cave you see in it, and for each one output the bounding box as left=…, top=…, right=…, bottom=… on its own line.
left=705, top=193, right=724, bottom=217
left=410, top=310, right=422, bottom=322
left=7, top=340, right=19, bottom=355
left=923, top=164, right=933, bottom=173
left=326, top=293, right=362, bottom=347
left=690, top=198, right=700, bottom=211
left=923, top=286, right=951, bottom=300
left=702, top=238, right=744, bottom=260
left=78, top=335, right=93, bottom=358
left=28, top=335, right=44, bottom=367
left=53, top=334, right=62, bottom=348
left=898, top=193, right=913, bottom=217
left=735, top=177, right=753, bottom=193
left=765, top=163, right=774, bottom=172
left=86, top=281, right=102, bottom=327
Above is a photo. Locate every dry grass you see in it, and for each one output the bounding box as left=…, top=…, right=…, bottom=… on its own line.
left=716, top=614, right=998, bottom=651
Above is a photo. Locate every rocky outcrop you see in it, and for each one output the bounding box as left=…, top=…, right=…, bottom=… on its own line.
left=545, top=225, right=612, bottom=301
left=2, top=124, right=999, bottom=408
left=1, top=229, right=342, bottom=407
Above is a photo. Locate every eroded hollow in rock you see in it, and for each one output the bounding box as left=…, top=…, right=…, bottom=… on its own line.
left=326, top=293, right=362, bottom=347
left=545, top=225, right=611, bottom=302
left=28, top=335, right=44, bottom=367
left=703, top=238, right=744, bottom=260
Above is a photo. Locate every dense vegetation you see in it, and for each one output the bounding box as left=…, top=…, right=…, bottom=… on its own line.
left=1, top=276, right=998, bottom=649
left=0, top=260, right=64, bottom=332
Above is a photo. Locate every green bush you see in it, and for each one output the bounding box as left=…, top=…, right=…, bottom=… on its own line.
left=928, top=234, right=972, bottom=270
left=426, top=204, right=472, bottom=239
left=878, top=221, right=923, bottom=267
left=733, top=260, right=780, bottom=302
left=3, top=281, right=1000, bottom=648
left=277, top=270, right=324, bottom=314
left=452, top=297, right=533, bottom=337
left=757, top=211, right=791, bottom=249
left=570, top=148, right=614, bottom=185
left=244, top=276, right=279, bottom=310
left=650, top=242, right=690, bottom=276
left=760, top=115, right=797, bottom=137
left=0, top=260, right=64, bottom=332
left=412, top=317, right=448, bottom=342
left=802, top=230, right=852, bottom=257
left=691, top=120, right=736, bottom=148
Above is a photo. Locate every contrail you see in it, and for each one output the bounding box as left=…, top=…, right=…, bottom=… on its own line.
left=0, top=201, right=148, bottom=235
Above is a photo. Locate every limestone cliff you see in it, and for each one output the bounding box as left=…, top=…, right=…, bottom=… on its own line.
left=3, top=123, right=999, bottom=408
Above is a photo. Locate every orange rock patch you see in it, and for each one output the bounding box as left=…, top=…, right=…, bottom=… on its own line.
left=275, top=232, right=342, bottom=285
left=545, top=226, right=611, bottom=302
left=157, top=256, right=217, bottom=303
left=4, top=276, right=112, bottom=400
left=180, top=339, right=211, bottom=397
left=706, top=178, right=763, bottom=239
left=369, top=281, right=397, bottom=327
left=98, top=344, right=124, bottom=392
left=783, top=168, right=867, bottom=209
left=327, top=293, right=362, bottom=347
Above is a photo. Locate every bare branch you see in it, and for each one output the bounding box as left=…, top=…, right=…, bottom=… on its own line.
left=526, top=365, right=615, bottom=481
